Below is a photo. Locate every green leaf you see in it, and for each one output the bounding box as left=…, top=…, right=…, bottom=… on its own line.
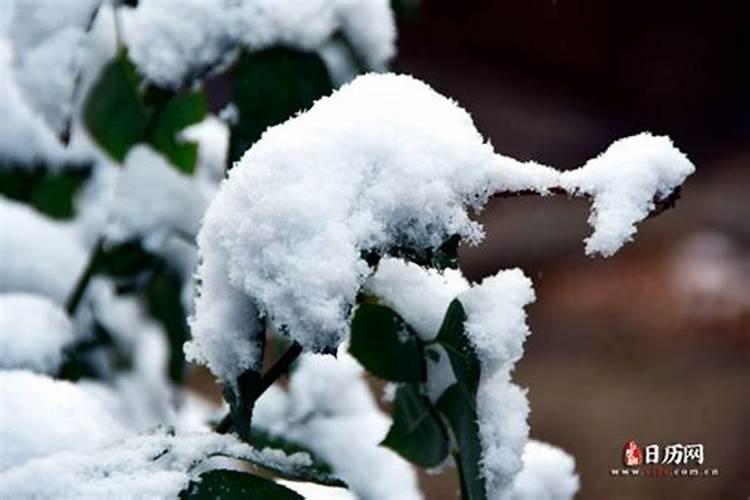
left=228, top=47, right=333, bottom=165
left=179, top=469, right=303, bottom=500
left=145, top=268, right=190, bottom=382
left=83, top=50, right=149, bottom=162
left=93, top=240, right=162, bottom=280
left=435, top=299, right=479, bottom=405
left=349, top=304, right=425, bottom=382
left=249, top=429, right=346, bottom=487
left=437, top=384, right=487, bottom=500
left=381, top=384, right=449, bottom=467
left=0, top=166, right=91, bottom=219
left=146, top=90, right=206, bottom=174
left=84, top=50, right=207, bottom=172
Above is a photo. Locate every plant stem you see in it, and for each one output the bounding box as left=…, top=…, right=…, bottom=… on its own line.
left=215, top=341, right=303, bottom=434
left=65, top=238, right=104, bottom=315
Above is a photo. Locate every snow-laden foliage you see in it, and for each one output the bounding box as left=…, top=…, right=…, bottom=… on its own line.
left=188, top=73, right=694, bottom=384
left=254, top=352, right=423, bottom=500
left=0, top=427, right=314, bottom=498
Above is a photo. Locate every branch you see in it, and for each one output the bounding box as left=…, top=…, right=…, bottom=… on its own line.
left=65, top=238, right=104, bottom=315
left=491, top=185, right=683, bottom=219
left=215, top=341, right=303, bottom=435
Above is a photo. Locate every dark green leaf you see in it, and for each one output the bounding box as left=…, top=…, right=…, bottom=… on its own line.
left=93, top=240, right=162, bottom=279
left=249, top=429, right=346, bottom=487
left=83, top=50, right=149, bottom=162
left=0, top=166, right=90, bottom=219
left=381, top=384, right=449, bottom=467
left=145, top=268, right=190, bottom=382
left=146, top=90, right=206, bottom=174
left=349, top=304, right=425, bottom=382
left=437, top=384, right=487, bottom=500
left=228, top=47, right=333, bottom=165
left=435, top=299, right=479, bottom=405
left=179, top=469, right=303, bottom=500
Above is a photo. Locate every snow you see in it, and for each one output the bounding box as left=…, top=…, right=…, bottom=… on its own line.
left=459, top=270, right=535, bottom=375
left=123, top=0, right=395, bottom=88
left=0, top=427, right=313, bottom=499
left=507, top=440, right=579, bottom=500
left=455, top=271, right=535, bottom=498
left=365, top=258, right=469, bottom=342
left=254, top=351, right=423, bottom=500
left=0, top=38, right=73, bottom=166
left=365, top=259, right=539, bottom=497
left=190, top=74, right=692, bottom=385
left=560, top=132, right=695, bottom=256
left=0, top=198, right=88, bottom=304
left=5, top=0, right=101, bottom=145
left=0, top=294, right=76, bottom=374
left=106, top=145, right=214, bottom=249
left=0, top=370, right=127, bottom=470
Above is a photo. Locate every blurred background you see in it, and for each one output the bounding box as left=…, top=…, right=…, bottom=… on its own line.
left=391, top=1, right=749, bottom=498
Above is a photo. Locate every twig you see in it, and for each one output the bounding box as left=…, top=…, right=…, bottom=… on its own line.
left=215, top=342, right=303, bottom=434
left=65, top=238, right=105, bottom=315
left=491, top=186, right=682, bottom=219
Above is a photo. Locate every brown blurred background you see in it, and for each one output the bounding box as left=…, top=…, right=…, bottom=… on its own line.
left=393, top=1, right=749, bottom=498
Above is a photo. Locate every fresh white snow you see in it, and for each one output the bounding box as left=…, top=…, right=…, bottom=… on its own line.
left=0, top=198, right=88, bottom=304
left=507, top=440, right=580, bottom=500
left=254, top=351, right=423, bottom=500
left=122, top=0, right=396, bottom=88
left=0, top=294, right=77, bottom=374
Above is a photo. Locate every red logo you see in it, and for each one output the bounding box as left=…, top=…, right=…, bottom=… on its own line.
left=624, top=440, right=643, bottom=466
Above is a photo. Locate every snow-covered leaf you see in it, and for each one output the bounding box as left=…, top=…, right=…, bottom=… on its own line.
left=381, top=383, right=449, bottom=467
left=349, top=303, right=425, bottom=382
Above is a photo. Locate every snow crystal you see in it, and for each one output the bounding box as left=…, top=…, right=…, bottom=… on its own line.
left=0, top=428, right=310, bottom=499
left=0, top=294, right=76, bottom=374
left=254, top=351, right=423, bottom=500
left=0, top=198, right=88, bottom=304
left=123, top=0, right=395, bottom=88
left=560, top=133, right=695, bottom=256
left=0, top=370, right=127, bottom=470
left=507, top=440, right=580, bottom=500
